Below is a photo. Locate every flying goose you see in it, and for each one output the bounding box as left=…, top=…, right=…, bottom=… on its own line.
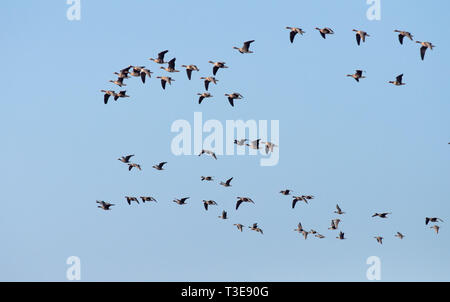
left=353, top=29, right=370, bottom=45
left=291, top=196, right=303, bottom=209
left=336, top=231, right=346, bottom=240
left=236, top=197, right=254, bottom=210
left=280, top=190, right=293, bottom=195
left=234, top=224, right=244, bottom=232
left=127, top=163, right=141, bottom=171
left=294, top=222, right=304, bottom=233
left=114, top=71, right=130, bottom=79
left=246, top=139, right=262, bottom=150
left=198, top=149, right=217, bottom=160
left=156, top=76, right=174, bottom=89
left=346, top=70, right=366, bottom=82
left=334, top=204, right=345, bottom=215
left=101, top=90, right=116, bottom=104
left=233, top=40, right=255, bottom=53
left=125, top=196, right=139, bottom=205
left=114, top=90, right=129, bottom=101
left=388, top=74, right=405, bottom=86
left=286, top=27, right=305, bottom=43
left=315, top=234, right=326, bottom=239
left=208, top=61, right=228, bottom=76
left=395, top=232, right=405, bottom=239
left=149, top=50, right=169, bottom=64
left=315, top=27, right=334, bottom=39
left=430, top=225, right=440, bottom=234
left=218, top=210, right=228, bottom=219
left=140, top=68, right=153, bottom=84
left=201, top=176, right=213, bottom=181
left=416, top=41, right=435, bottom=60
left=173, top=197, right=189, bottom=205
left=181, top=64, right=199, bottom=80
left=328, top=219, right=341, bottom=230
left=197, top=92, right=213, bottom=104
left=224, top=93, right=243, bottom=107
left=234, top=139, right=248, bottom=146
left=109, top=76, right=126, bottom=87
left=96, top=200, right=115, bottom=210
left=140, top=196, right=157, bottom=203
left=262, top=141, right=277, bottom=154
left=161, top=58, right=180, bottom=73
left=219, top=177, right=233, bottom=187
left=372, top=212, right=391, bottom=218
left=249, top=223, right=263, bottom=235
left=118, top=154, right=134, bottom=163
left=425, top=217, right=444, bottom=225
left=200, top=77, right=218, bottom=91
left=202, top=200, right=218, bottom=211
left=394, top=30, right=414, bottom=45
left=301, top=230, right=309, bottom=240
left=374, top=236, right=383, bottom=245
left=152, top=162, right=167, bottom=170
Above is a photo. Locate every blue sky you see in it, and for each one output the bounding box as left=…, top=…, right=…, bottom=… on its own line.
left=1, top=0, right=449, bottom=281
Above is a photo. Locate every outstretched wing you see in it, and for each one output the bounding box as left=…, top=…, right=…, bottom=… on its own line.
left=289, top=31, right=296, bottom=43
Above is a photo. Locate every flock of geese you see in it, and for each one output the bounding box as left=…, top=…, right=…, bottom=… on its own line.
left=98, top=26, right=442, bottom=244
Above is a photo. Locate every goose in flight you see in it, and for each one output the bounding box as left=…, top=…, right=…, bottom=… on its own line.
left=96, top=200, right=115, bottom=210
left=372, top=212, right=391, bottom=218
left=395, top=232, right=405, bottom=239
left=197, top=92, right=213, bottom=104
left=114, top=90, right=129, bottom=101
left=149, top=50, right=169, bottom=64
left=219, top=177, right=233, bottom=187
left=234, top=139, right=248, bottom=146
left=224, top=92, right=243, bottom=107
left=286, top=27, right=305, bottom=43
left=208, top=61, right=228, bottom=76
left=294, top=222, right=304, bottom=233
left=236, top=197, right=255, bottom=210
left=315, top=234, right=326, bottom=239
left=156, top=76, right=175, bottom=89
left=173, top=197, right=189, bottom=205
left=262, top=141, right=277, bottom=154
left=218, top=210, right=228, bottom=220
left=394, top=30, right=414, bottom=45
left=249, top=223, right=263, bottom=235
left=101, top=90, right=116, bottom=104
left=140, top=196, right=157, bottom=203
left=374, top=236, right=383, bottom=245
left=315, top=27, right=334, bottom=39
left=336, top=231, right=346, bottom=240
left=430, top=225, right=440, bottom=234
left=152, top=162, right=167, bottom=170
left=416, top=41, right=435, bottom=60
left=353, top=29, right=370, bottom=45
left=181, top=64, right=199, bottom=80
left=127, top=163, right=141, bottom=171
left=246, top=139, right=262, bottom=150
left=199, top=149, right=217, bottom=160
left=347, top=70, right=366, bottom=82
left=201, top=176, right=213, bottom=181
left=139, top=68, right=153, bottom=84
left=118, top=154, right=134, bottom=163
left=388, top=74, right=406, bottom=86
left=328, top=219, right=341, bottom=230
left=425, top=217, right=444, bottom=225
left=234, top=224, right=244, bottom=232
left=161, top=58, right=180, bottom=73
left=109, top=76, right=126, bottom=87
left=203, top=200, right=218, bottom=211
left=280, top=190, right=293, bottom=196
left=334, top=204, right=345, bottom=215
left=125, top=196, right=139, bottom=205
left=233, top=40, right=255, bottom=53
left=200, top=77, right=218, bottom=91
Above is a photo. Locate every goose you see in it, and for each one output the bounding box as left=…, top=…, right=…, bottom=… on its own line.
left=114, top=90, right=129, bottom=101
left=173, top=197, right=189, bottom=205
left=299, top=195, right=314, bottom=204
left=374, top=236, right=383, bottom=244
left=249, top=223, right=263, bottom=235
left=101, top=90, right=116, bottom=104
left=218, top=210, right=228, bottom=219
left=301, top=230, right=309, bottom=240
left=118, top=154, right=134, bottom=163
left=425, top=217, right=444, bottom=225
left=394, top=30, right=414, bottom=45
left=395, top=232, right=405, bottom=239
left=346, top=70, right=366, bottom=82
left=197, top=92, right=213, bottom=104
left=160, top=58, right=180, bottom=73
left=200, top=77, right=218, bottom=91
left=234, top=224, right=244, bottom=232
left=372, top=212, right=391, bottom=218
left=236, top=197, right=255, bottom=210
left=224, top=92, right=243, bottom=107
left=125, top=196, right=139, bottom=205
left=315, top=234, right=326, bottom=239
left=198, top=149, right=217, bottom=160
left=149, top=50, right=169, bottom=64
left=156, top=76, right=174, bottom=89
left=261, top=141, right=277, bottom=154
left=315, top=27, right=334, bottom=39
left=416, top=41, right=435, bottom=60
left=96, top=200, right=115, bottom=210
left=140, top=68, right=153, bottom=84
left=246, top=139, right=261, bottom=150
left=118, top=65, right=132, bottom=75
left=336, top=231, right=346, bottom=240
left=233, top=40, right=255, bottom=53
left=219, top=177, right=233, bottom=187
left=140, top=196, right=157, bottom=203
left=127, top=163, right=141, bottom=171
left=353, top=29, right=370, bottom=45
left=208, top=61, right=228, bottom=76
left=203, top=200, right=218, bottom=211
left=294, top=222, right=304, bottom=233
left=280, top=190, right=293, bottom=195
left=181, top=64, right=199, bottom=80
left=129, top=66, right=145, bottom=78
left=114, top=71, right=130, bottom=79
left=109, top=76, right=126, bottom=87
left=388, top=74, right=406, bottom=86
left=334, top=204, right=345, bottom=215
left=328, top=219, right=341, bottom=230
left=430, top=225, right=440, bottom=234
left=291, top=196, right=303, bottom=209
left=201, top=176, right=214, bottom=181
left=286, top=27, right=305, bottom=43
left=234, top=139, right=248, bottom=146
left=152, top=162, right=167, bottom=170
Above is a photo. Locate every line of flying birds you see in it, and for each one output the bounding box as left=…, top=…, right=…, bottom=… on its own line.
left=97, top=26, right=441, bottom=244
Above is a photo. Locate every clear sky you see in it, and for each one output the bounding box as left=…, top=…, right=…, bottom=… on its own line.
left=1, top=0, right=449, bottom=281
